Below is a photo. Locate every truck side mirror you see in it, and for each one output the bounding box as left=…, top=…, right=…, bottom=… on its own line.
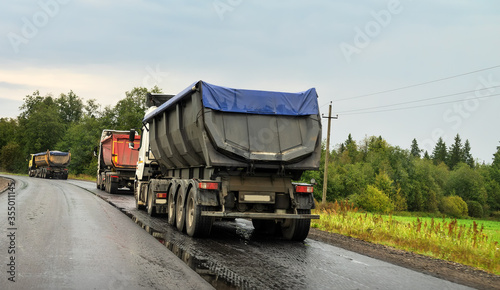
left=128, top=129, right=136, bottom=149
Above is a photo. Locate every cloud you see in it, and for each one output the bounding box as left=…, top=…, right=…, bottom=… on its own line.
left=0, top=81, right=32, bottom=90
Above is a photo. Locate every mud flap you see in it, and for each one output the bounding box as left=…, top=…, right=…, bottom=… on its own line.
left=197, top=190, right=219, bottom=207
left=295, top=192, right=315, bottom=209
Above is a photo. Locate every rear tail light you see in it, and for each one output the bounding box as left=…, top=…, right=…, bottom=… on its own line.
left=295, top=185, right=314, bottom=193
left=199, top=182, right=219, bottom=190
left=156, top=193, right=167, bottom=199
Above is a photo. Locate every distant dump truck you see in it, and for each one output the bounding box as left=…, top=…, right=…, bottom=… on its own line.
left=28, top=150, right=71, bottom=179
left=131, top=81, right=321, bottom=241
left=96, top=129, right=141, bottom=194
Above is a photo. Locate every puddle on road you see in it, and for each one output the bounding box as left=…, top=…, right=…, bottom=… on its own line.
left=132, top=216, right=254, bottom=290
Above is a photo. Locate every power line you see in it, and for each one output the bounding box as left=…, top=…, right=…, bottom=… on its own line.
left=337, top=85, right=500, bottom=114
left=335, top=65, right=500, bottom=102
left=340, top=93, right=500, bottom=115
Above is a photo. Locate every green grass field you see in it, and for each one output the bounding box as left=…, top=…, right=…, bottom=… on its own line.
left=387, top=215, right=500, bottom=244
left=313, top=201, right=500, bottom=275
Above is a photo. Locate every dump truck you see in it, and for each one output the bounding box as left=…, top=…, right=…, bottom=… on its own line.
left=96, top=129, right=141, bottom=194
left=130, top=81, right=321, bottom=240
left=28, top=150, right=71, bottom=179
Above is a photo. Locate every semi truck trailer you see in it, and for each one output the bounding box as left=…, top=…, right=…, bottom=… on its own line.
left=131, top=81, right=321, bottom=240
left=28, top=150, right=71, bottom=179
left=96, top=129, right=141, bottom=194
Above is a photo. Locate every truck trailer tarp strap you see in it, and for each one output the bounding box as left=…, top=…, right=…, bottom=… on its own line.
left=143, top=80, right=319, bottom=123
left=200, top=82, right=319, bottom=116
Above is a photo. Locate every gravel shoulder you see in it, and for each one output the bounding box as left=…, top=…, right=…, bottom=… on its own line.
left=308, top=228, right=500, bottom=290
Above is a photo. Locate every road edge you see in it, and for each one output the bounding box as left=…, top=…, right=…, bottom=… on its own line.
left=307, top=228, right=500, bottom=290
left=0, top=176, right=13, bottom=193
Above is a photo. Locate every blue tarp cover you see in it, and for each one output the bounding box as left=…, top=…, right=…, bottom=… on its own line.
left=143, top=81, right=319, bottom=122
left=201, top=82, right=319, bottom=116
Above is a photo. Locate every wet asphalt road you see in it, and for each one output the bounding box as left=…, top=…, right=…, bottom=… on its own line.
left=0, top=175, right=212, bottom=290
left=1, top=175, right=473, bottom=290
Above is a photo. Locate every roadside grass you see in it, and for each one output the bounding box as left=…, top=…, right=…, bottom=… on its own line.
left=388, top=215, right=500, bottom=244
left=0, top=171, right=27, bottom=176
left=312, top=201, right=500, bottom=276
left=1, top=172, right=94, bottom=182
left=68, top=173, right=94, bottom=181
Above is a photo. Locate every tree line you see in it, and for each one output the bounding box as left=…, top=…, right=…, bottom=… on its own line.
left=301, top=134, right=500, bottom=219
left=0, top=87, right=160, bottom=176
left=1, top=88, right=499, bottom=218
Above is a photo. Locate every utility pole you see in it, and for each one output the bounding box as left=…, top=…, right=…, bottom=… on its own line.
left=322, top=102, right=338, bottom=205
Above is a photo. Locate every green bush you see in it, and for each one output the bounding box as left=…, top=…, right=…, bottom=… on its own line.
left=490, top=211, right=500, bottom=220
left=466, top=200, right=484, bottom=218
left=439, top=195, right=468, bottom=218
left=350, top=185, right=394, bottom=214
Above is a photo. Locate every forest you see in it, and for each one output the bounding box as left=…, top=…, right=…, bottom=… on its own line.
left=301, top=133, right=500, bottom=219
left=1, top=88, right=500, bottom=219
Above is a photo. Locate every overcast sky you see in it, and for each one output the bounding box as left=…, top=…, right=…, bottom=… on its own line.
left=1, top=0, right=499, bottom=163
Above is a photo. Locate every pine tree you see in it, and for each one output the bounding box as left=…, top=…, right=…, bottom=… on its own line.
left=344, top=133, right=358, bottom=162
left=423, top=150, right=430, bottom=160
left=462, top=139, right=474, bottom=168
left=493, top=142, right=500, bottom=169
left=339, top=143, right=346, bottom=154
left=447, top=134, right=462, bottom=169
left=431, top=137, right=447, bottom=165
left=410, top=138, right=421, bottom=158
left=492, top=142, right=500, bottom=185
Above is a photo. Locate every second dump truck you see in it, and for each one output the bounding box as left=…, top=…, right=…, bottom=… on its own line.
left=28, top=150, right=71, bottom=179
left=131, top=81, right=321, bottom=240
left=96, top=129, right=141, bottom=194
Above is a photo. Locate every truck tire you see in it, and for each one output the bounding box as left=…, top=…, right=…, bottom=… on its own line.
left=175, top=192, right=185, bottom=232
left=100, top=174, right=105, bottom=190
left=147, top=189, right=157, bottom=217
left=134, top=182, right=146, bottom=210
left=281, top=209, right=311, bottom=241
left=167, top=191, right=176, bottom=226
left=135, top=198, right=145, bottom=210
left=109, top=182, right=118, bottom=194
left=185, top=188, right=213, bottom=237
left=105, top=177, right=110, bottom=193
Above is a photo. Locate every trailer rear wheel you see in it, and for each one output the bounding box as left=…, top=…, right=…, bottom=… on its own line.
left=175, top=192, right=185, bottom=232
left=281, top=209, right=311, bottom=241
left=167, top=191, right=176, bottom=226
left=186, top=188, right=213, bottom=237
